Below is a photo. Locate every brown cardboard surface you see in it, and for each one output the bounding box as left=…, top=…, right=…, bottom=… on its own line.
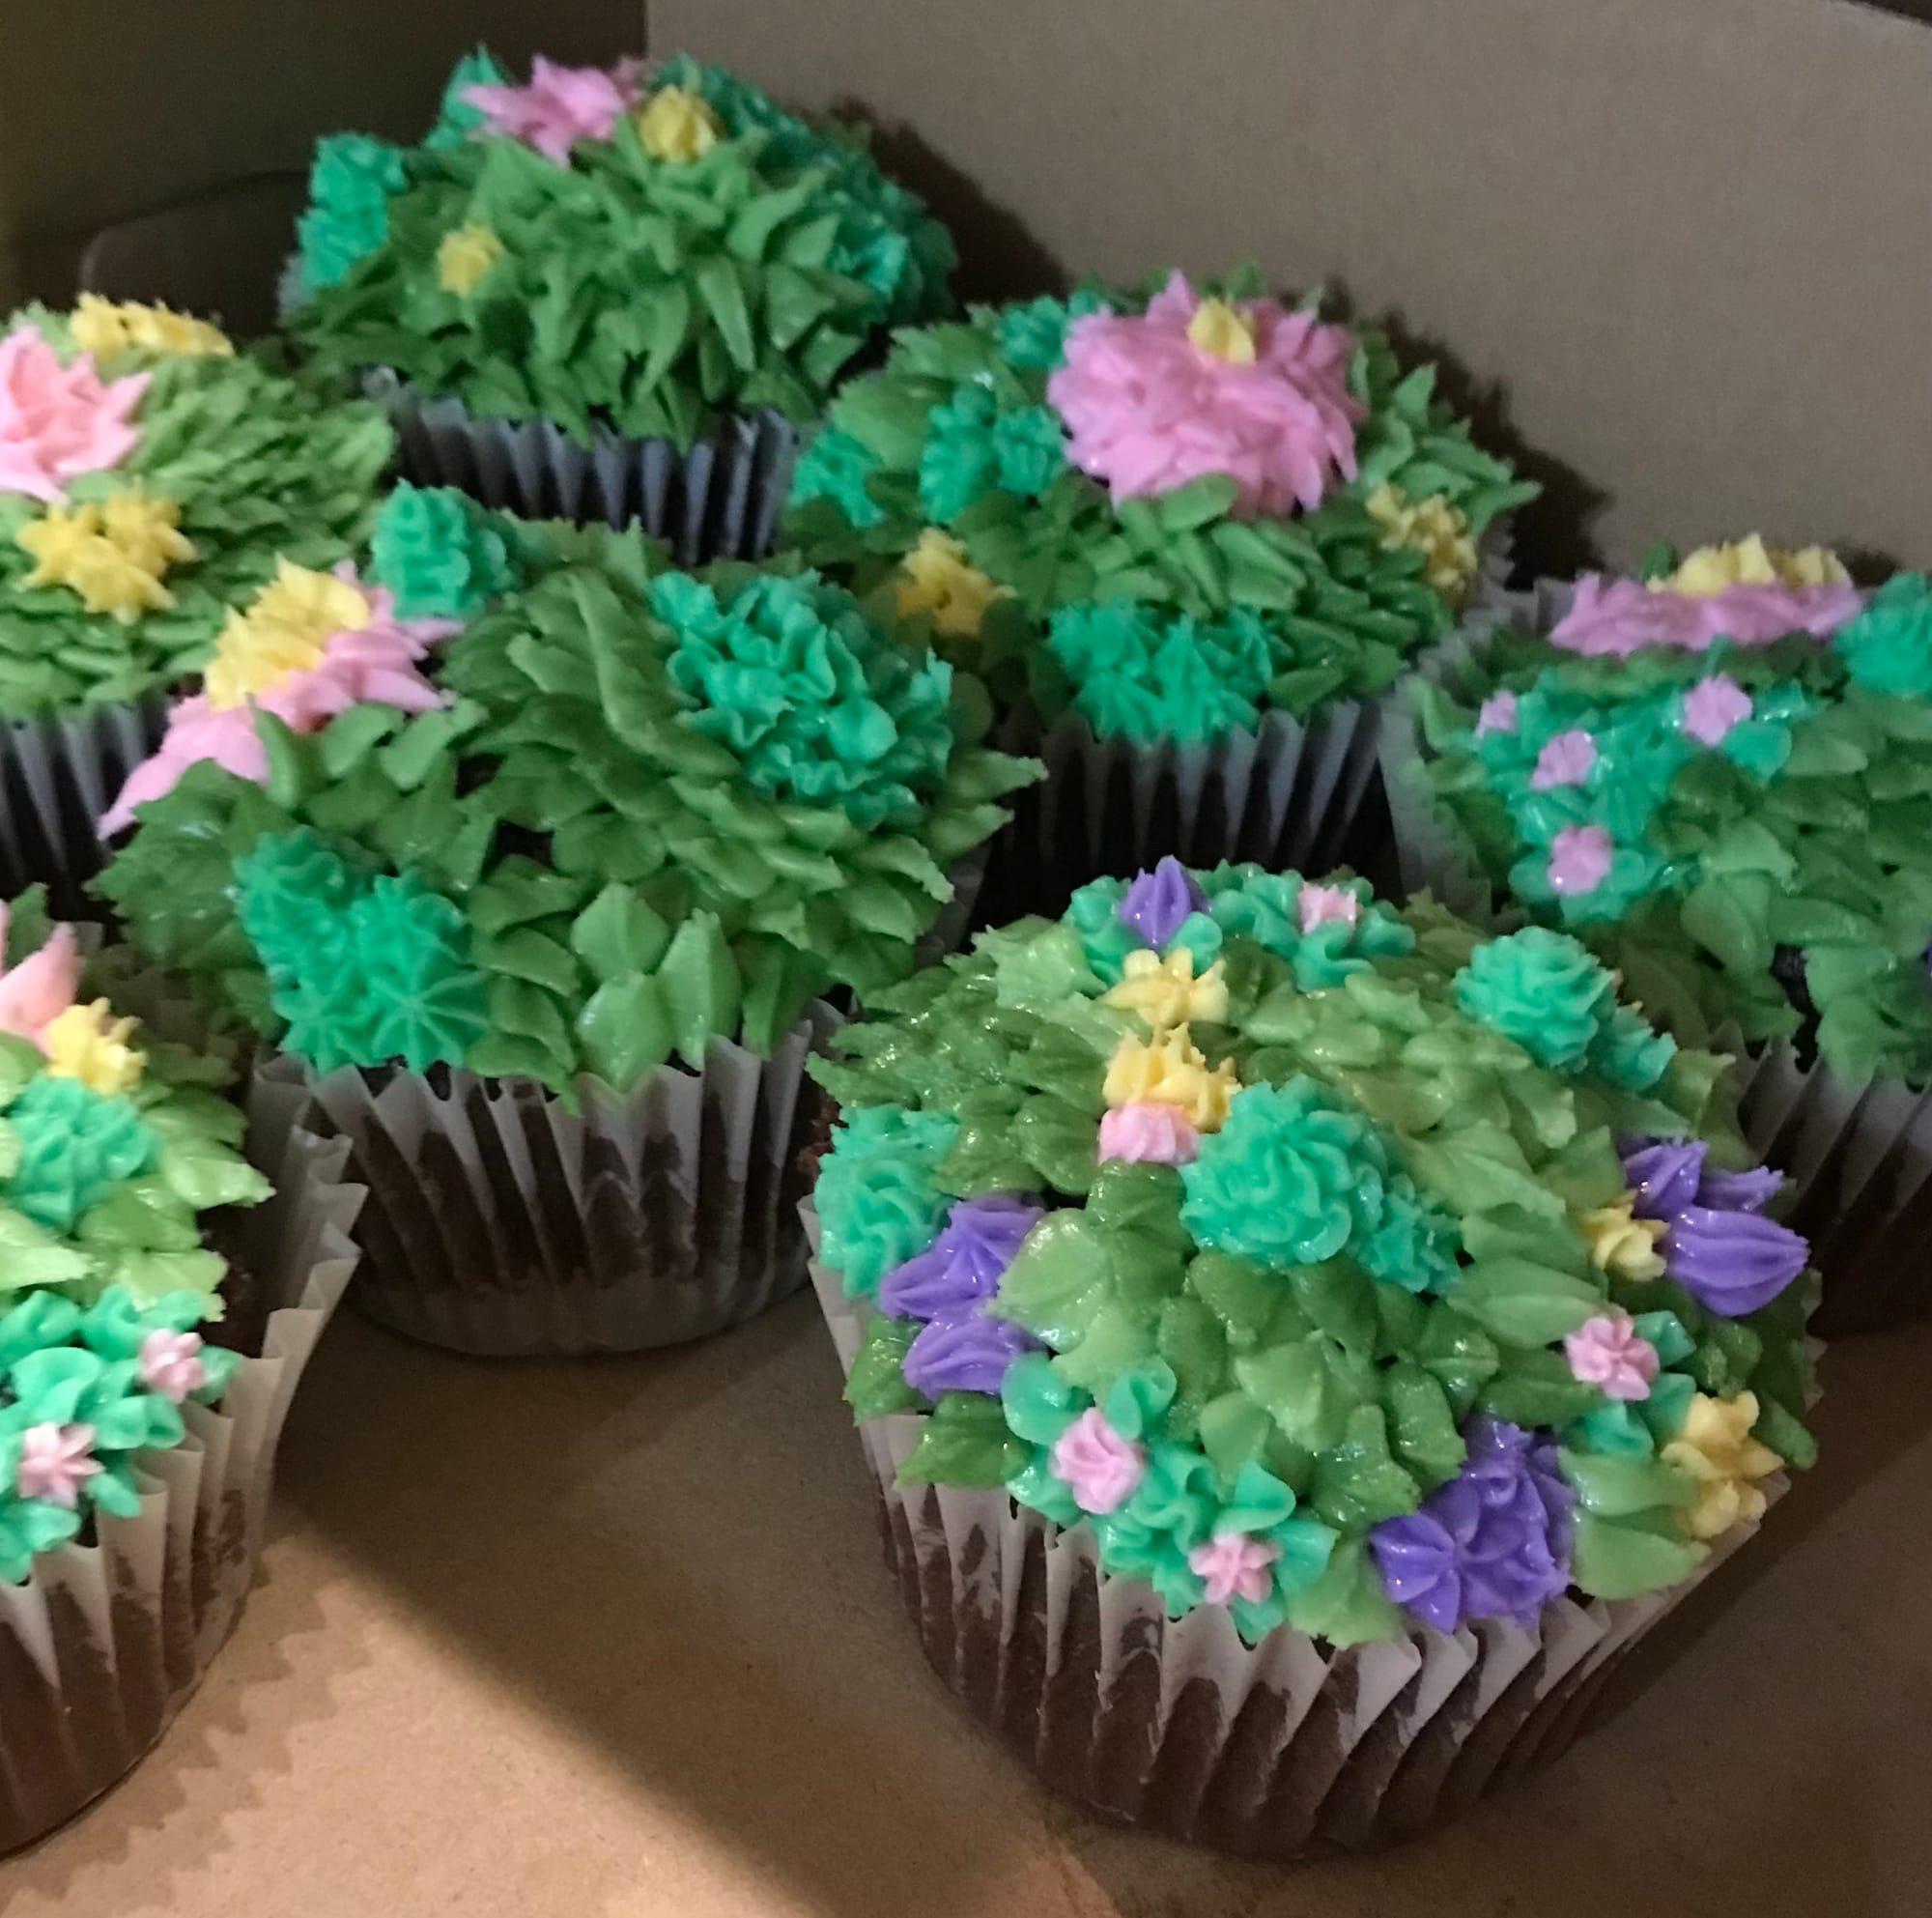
left=650, top=0, right=1932, bottom=572
left=0, top=1300, right=1924, bottom=1917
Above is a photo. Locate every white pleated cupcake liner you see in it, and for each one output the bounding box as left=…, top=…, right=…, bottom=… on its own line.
left=0, top=694, right=167, bottom=916
left=1378, top=579, right=1929, bottom=1333
left=801, top=1196, right=1784, bottom=1858
left=0, top=1070, right=364, bottom=1852
left=365, top=369, right=799, bottom=563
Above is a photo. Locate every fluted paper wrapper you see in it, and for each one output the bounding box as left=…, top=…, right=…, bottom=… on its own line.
left=0, top=1073, right=363, bottom=1852
left=0, top=694, right=166, bottom=916
left=366, top=370, right=798, bottom=562
left=802, top=1198, right=1783, bottom=1859
left=1380, top=581, right=1929, bottom=1334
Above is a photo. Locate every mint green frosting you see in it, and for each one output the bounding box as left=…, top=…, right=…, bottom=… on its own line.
left=815, top=1103, right=958, bottom=1298
left=4, top=1078, right=157, bottom=1234
left=369, top=484, right=517, bottom=620
left=1834, top=574, right=1932, bottom=698
left=1454, top=928, right=1619, bottom=1072
left=424, top=46, right=511, bottom=151
left=296, top=133, right=411, bottom=296
left=991, top=290, right=1116, bottom=371
left=1046, top=602, right=1280, bottom=746
left=789, top=428, right=887, bottom=530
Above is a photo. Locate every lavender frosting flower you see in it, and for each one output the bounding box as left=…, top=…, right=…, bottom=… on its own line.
left=1369, top=1417, right=1575, bottom=1632
left=1119, top=857, right=1206, bottom=951
left=903, top=1313, right=1040, bottom=1396
left=880, top=1192, right=1046, bottom=1397
left=1619, top=1137, right=1806, bottom=1316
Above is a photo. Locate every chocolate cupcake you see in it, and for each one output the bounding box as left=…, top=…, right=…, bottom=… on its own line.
left=804, top=859, right=1819, bottom=1856
left=286, top=49, right=954, bottom=557
left=0, top=889, right=360, bottom=1850
left=0, top=301, right=390, bottom=909
left=784, top=272, right=1535, bottom=917
left=1382, top=537, right=1932, bottom=1331
left=97, top=486, right=1037, bottom=1356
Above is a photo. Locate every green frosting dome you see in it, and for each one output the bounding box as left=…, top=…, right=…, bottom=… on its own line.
left=5, top=1077, right=157, bottom=1234
left=1834, top=574, right=1932, bottom=698
left=369, top=484, right=516, bottom=620
left=1454, top=928, right=1618, bottom=1072
left=811, top=862, right=1820, bottom=1644
left=1046, top=602, right=1279, bottom=746
left=293, top=50, right=955, bottom=450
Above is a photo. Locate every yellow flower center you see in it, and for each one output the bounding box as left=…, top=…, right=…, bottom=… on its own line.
left=894, top=529, right=1009, bottom=640
left=43, top=999, right=145, bottom=1096
left=1365, top=483, right=1479, bottom=606
left=1102, top=1024, right=1238, bottom=1133
left=437, top=224, right=507, bottom=297
left=69, top=296, right=233, bottom=359
left=1101, top=948, right=1230, bottom=1032
left=205, top=559, right=371, bottom=708
left=1661, top=1390, right=1782, bottom=1540
left=14, top=490, right=196, bottom=622
left=1656, top=535, right=1849, bottom=598
left=1577, top=1197, right=1667, bottom=1281
left=636, top=86, right=724, bottom=162
left=1185, top=298, right=1258, bottom=365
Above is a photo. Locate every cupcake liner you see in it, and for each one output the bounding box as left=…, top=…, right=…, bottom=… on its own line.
left=0, top=1069, right=363, bottom=1852
left=1378, top=580, right=1929, bottom=1333
left=802, top=1198, right=1786, bottom=1860
left=0, top=694, right=167, bottom=917
left=291, top=1003, right=841, bottom=1359
left=365, top=369, right=799, bottom=563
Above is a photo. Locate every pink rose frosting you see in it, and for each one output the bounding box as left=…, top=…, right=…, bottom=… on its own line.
left=1474, top=690, right=1519, bottom=737
left=1548, top=823, right=1614, bottom=897
left=1046, top=272, right=1363, bottom=520
left=1296, top=882, right=1360, bottom=934
left=1097, top=1102, right=1202, bottom=1165
left=0, top=908, right=80, bottom=1047
left=1564, top=1311, right=1660, bottom=1402
left=1188, top=1531, right=1281, bottom=1607
left=1530, top=728, right=1598, bottom=791
left=1550, top=574, right=1861, bottom=657
left=138, top=1329, right=210, bottom=1405
left=101, top=570, right=458, bottom=836
left=1050, top=1408, right=1147, bottom=1514
left=16, top=1422, right=100, bottom=1507
left=462, top=57, right=647, bottom=165
left=1681, top=674, right=1752, bottom=747
left=0, top=327, right=149, bottom=504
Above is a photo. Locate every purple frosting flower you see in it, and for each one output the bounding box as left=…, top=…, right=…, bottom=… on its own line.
left=1369, top=1417, right=1575, bottom=1632
left=1619, top=1137, right=1806, bottom=1316
left=878, top=1195, right=1045, bottom=1318
left=1119, top=857, right=1206, bottom=950
left=903, top=1313, right=1041, bottom=1396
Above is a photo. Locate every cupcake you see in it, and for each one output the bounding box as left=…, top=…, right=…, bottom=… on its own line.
left=804, top=860, right=1819, bottom=1856
left=0, top=300, right=391, bottom=907
left=784, top=272, right=1536, bottom=915
left=0, top=887, right=360, bottom=1850
left=95, top=484, right=1037, bottom=1356
left=287, top=49, right=956, bottom=557
left=1383, top=535, right=1932, bottom=1331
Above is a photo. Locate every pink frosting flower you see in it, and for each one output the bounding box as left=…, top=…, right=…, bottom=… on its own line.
left=1530, top=728, right=1598, bottom=791
left=1188, top=1531, right=1282, bottom=1607
left=1551, top=575, right=1861, bottom=657
left=1681, top=674, right=1752, bottom=747
left=139, top=1329, right=210, bottom=1405
left=101, top=570, right=458, bottom=836
left=1548, top=823, right=1613, bottom=896
left=1097, top=1102, right=1201, bottom=1166
left=1296, top=882, right=1360, bottom=935
left=0, top=328, right=149, bottom=504
left=0, top=906, right=80, bottom=1047
left=1564, top=1311, right=1661, bottom=1402
left=1046, top=272, right=1363, bottom=520
left=1050, top=1408, right=1147, bottom=1514
left=462, top=57, right=647, bottom=165
left=1474, top=690, right=1519, bottom=736
left=16, top=1422, right=100, bottom=1507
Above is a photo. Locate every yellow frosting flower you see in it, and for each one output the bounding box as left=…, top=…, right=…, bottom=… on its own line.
left=1657, top=534, right=1849, bottom=597
left=637, top=86, right=724, bottom=162
left=43, top=999, right=145, bottom=1096
left=895, top=529, right=1009, bottom=639
left=15, top=490, right=196, bottom=621
left=1365, top=483, right=1479, bottom=605
left=1184, top=298, right=1258, bottom=365
left=1102, top=1025, right=1238, bottom=1133
left=437, top=224, right=507, bottom=296
left=1662, top=1390, right=1782, bottom=1540
left=69, top=296, right=233, bottom=359
left=1102, top=947, right=1230, bottom=1031
left=1577, top=1197, right=1667, bottom=1281
left=205, top=559, right=371, bottom=708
